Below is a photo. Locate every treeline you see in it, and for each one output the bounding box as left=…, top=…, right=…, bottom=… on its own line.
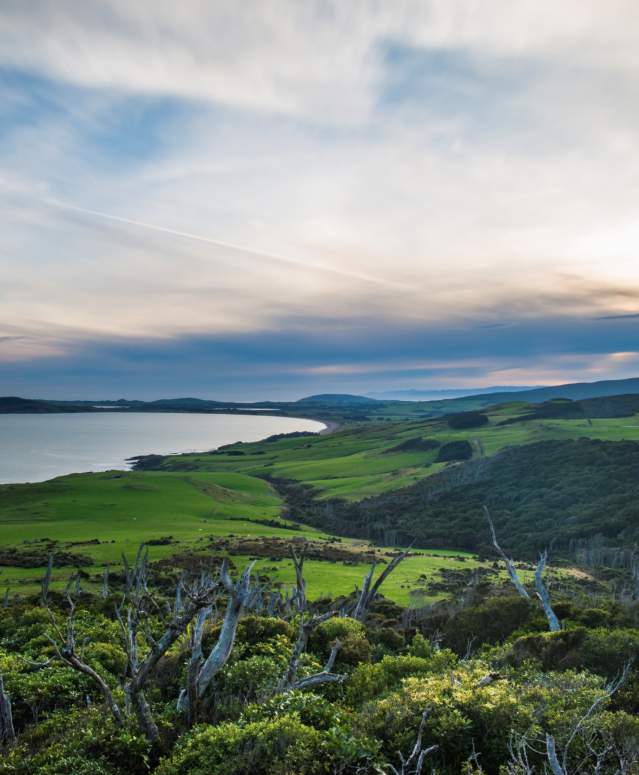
left=501, top=392, right=639, bottom=424
left=272, top=439, right=639, bottom=556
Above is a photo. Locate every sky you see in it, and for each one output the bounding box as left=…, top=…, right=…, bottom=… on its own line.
left=1, top=1, right=639, bottom=401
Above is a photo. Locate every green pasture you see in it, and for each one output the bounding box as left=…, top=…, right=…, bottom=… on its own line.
left=153, top=409, right=639, bottom=500
left=0, top=465, right=487, bottom=605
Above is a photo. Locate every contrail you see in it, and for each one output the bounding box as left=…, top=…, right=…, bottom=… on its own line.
left=47, top=198, right=409, bottom=290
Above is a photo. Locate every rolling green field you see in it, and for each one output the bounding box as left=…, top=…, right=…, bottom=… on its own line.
left=2, top=402, right=635, bottom=602
left=0, top=468, right=482, bottom=603
left=149, top=406, right=639, bottom=499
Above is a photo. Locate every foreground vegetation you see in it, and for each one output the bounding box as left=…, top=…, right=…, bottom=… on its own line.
left=1, top=542, right=638, bottom=774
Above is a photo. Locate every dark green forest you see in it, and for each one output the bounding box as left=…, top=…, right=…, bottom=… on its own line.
left=275, top=439, right=639, bottom=556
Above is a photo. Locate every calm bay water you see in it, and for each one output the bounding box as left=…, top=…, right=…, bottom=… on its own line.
left=0, top=412, right=325, bottom=484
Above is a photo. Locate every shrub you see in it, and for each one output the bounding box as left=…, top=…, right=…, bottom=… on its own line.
left=156, top=715, right=326, bottom=775
left=361, top=663, right=608, bottom=773
left=441, top=595, right=542, bottom=653
left=508, top=627, right=639, bottom=678
left=0, top=707, right=150, bottom=775
left=213, top=655, right=282, bottom=720
left=309, top=617, right=370, bottom=667
left=346, top=652, right=457, bottom=706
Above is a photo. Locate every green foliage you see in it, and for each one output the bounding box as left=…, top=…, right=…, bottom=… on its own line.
left=155, top=715, right=326, bottom=775
left=435, top=440, right=474, bottom=462
left=441, top=595, right=544, bottom=653
left=361, top=663, right=611, bottom=773
left=508, top=627, right=639, bottom=682
left=213, top=656, right=283, bottom=720
left=309, top=617, right=370, bottom=667
left=0, top=707, right=150, bottom=775
left=291, top=438, right=639, bottom=553
left=346, top=651, right=457, bottom=706
left=446, top=412, right=489, bottom=430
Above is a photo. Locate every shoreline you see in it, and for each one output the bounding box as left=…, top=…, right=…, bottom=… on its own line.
left=130, top=414, right=338, bottom=471
left=318, top=419, right=340, bottom=435
left=0, top=412, right=328, bottom=484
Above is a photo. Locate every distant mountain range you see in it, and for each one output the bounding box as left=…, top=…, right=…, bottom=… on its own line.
left=367, top=386, right=539, bottom=401
left=440, top=377, right=639, bottom=407
left=4, top=376, right=639, bottom=419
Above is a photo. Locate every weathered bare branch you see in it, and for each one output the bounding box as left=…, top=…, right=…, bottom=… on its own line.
left=546, top=734, right=565, bottom=775
left=290, top=639, right=345, bottom=691
left=376, top=708, right=438, bottom=775
left=0, top=674, right=16, bottom=747
left=41, top=553, right=54, bottom=606
left=352, top=547, right=411, bottom=622
left=534, top=550, right=561, bottom=632
left=101, top=566, right=109, bottom=599
left=484, top=505, right=530, bottom=599
left=47, top=600, right=124, bottom=727
left=195, top=561, right=255, bottom=699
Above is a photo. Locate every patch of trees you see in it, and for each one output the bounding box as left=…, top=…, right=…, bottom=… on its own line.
left=446, top=411, right=489, bottom=429
left=502, top=392, right=639, bottom=424
left=435, top=439, right=473, bottom=462
left=271, top=439, right=639, bottom=557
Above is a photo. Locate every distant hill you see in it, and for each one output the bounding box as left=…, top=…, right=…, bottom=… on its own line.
left=4, top=376, right=639, bottom=420
left=0, top=397, right=83, bottom=413
left=148, top=397, right=230, bottom=408
left=368, top=386, right=538, bottom=401
left=295, top=393, right=379, bottom=405
left=460, top=377, right=639, bottom=407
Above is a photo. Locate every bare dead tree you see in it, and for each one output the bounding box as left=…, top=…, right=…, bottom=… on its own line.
left=101, top=565, right=110, bottom=599
left=175, top=559, right=257, bottom=725
left=177, top=605, right=211, bottom=725
left=375, top=708, right=439, bottom=775
left=41, top=553, right=54, bottom=606
left=352, top=546, right=412, bottom=622
left=45, top=545, right=222, bottom=747
left=484, top=506, right=529, bottom=599
left=194, top=560, right=256, bottom=699
left=114, top=547, right=227, bottom=745
left=535, top=551, right=561, bottom=632
left=46, top=594, right=124, bottom=727
left=0, top=674, right=16, bottom=748
left=277, top=546, right=344, bottom=692
left=484, top=505, right=561, bottom=632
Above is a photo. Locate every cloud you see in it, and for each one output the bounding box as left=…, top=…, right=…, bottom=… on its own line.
left=2, top=2, right=639, bottom=395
